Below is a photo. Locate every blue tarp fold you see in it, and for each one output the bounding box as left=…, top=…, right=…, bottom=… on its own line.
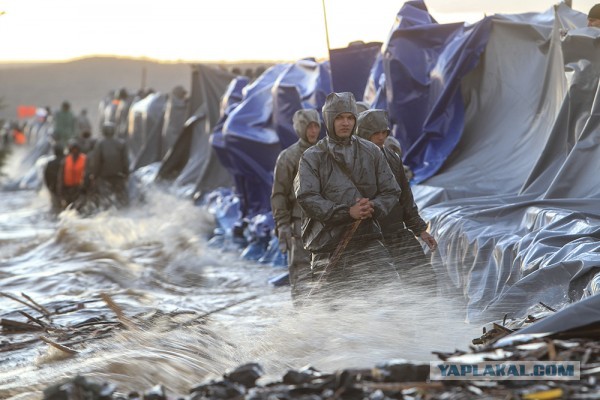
left=381, top=1, right=491, bottom=182
left=218, top=60, right=332, bottom=217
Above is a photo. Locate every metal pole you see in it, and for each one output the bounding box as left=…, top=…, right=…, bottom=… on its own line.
left=321, top=0, right=331, bottom=52
left=141, top=67, right=147, bottom=91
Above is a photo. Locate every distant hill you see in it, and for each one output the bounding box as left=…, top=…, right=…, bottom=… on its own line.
left=0, top=57, right=268, bottom=135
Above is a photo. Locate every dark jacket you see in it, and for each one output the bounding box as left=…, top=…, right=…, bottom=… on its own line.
left=296, top=136, right=400, bottom=253
left=44, top=157, right=63, bottom=195
left=355, top=108, right=427, bottom=237
left=89, top=137, right=129, bottom=179
left=381, top=146, right=427, bottom=236
left=53, top=109, right=76, bottom=145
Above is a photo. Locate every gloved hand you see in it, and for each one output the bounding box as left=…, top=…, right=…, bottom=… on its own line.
left=277, top=224, right=293, bottom=254
left=419, top=231, right=438, bottom=251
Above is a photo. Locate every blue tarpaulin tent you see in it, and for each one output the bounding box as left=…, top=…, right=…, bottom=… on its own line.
left=329, top=41, right=381, bottom=102
left=380, top=1, right=492, bottom=183
left=218, top=59, right=332, bottom=217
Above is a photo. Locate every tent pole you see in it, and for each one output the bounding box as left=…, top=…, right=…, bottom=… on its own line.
left=321, top=0, right=331, bottom=53
left=141, top=67, right=147, bottom=91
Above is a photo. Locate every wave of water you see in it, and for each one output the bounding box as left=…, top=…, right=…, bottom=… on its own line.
left=0, top=153, right=481, bottom=399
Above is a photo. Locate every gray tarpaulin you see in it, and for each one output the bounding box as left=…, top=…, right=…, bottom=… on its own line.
left=413, top=4, right=600, bottom=323
left=128, top=92, right=167, bottom=170
left=161, top=93, right=188, bottom=157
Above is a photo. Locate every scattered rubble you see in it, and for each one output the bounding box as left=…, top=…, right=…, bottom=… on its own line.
left=40, top=340, right=600, bottom=400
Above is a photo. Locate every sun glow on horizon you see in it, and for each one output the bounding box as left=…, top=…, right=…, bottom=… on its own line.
left=0, top=0, right=597, bottom=63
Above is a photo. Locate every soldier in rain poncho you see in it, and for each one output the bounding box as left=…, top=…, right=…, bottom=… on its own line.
left=356, top=109, right=437, bottom=285
left=271, top=109, right=321, bottom=304
left=295, top=92, right=401, bottom=300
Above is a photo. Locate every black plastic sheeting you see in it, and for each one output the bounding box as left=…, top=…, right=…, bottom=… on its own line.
left=157, top=65, right=235, bottom=195
left=414, top=4, right=600, bottom=323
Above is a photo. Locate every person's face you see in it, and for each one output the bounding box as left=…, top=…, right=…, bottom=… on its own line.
left=305, top=122, right=320, bottom=144
left=588, top=17, right=600, bottom=27
left=333, top=112, right=355, bottom=138
left=369, top=131, right=388, bottom=148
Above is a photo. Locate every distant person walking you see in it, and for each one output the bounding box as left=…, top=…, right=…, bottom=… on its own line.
left=43, top=144, right=65, bottom=212
left=76, top=109, right=96, bottom=155
left=78, top=131, right=97, bottom=154
left=58, top=140, right=87, bottom=210
left=88, top=123, right=130, bottom=208
left=76, top=108, right=92, bottom=137
left=53, top=101, right=76, bottom=146
left=77, top=108, right=96, bottom=154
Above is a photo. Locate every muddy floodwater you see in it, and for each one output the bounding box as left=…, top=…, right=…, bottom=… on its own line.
left=0, top=149, right=481, bottom=399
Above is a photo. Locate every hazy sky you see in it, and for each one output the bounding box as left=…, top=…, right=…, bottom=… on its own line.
left=0, top=0, right=595, bottom=62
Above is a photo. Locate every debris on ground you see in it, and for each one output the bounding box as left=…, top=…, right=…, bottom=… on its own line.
left=40, top=332, right=600, bottom=400
left=4, top=292, right=599, bottom=399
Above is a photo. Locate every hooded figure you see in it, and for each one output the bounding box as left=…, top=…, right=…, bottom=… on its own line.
left=356, top=101, right=370, bottom=114
left=88, top=122, right=130, bottom=208
left=356, top=109, right=437, bottom=285
left=271, top=108, right=321, bottom=304
left=588, top=4, right=600, bottom=27
left=385, top=133, right=414, bottom=180
left=295, top=92, right=401, bottom=298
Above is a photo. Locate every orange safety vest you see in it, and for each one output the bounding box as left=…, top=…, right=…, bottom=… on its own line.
left=63, top=154, right=87, bottom=187
left=13, top=130, right=26, bottom=145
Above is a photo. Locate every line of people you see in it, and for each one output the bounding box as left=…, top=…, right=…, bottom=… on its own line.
left=44, top=123, right=130, bottom=214
left=271, top=92, right=438, bottom=305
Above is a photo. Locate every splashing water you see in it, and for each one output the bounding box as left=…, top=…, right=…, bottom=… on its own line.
left=0, top=156, right=480, bottom=398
